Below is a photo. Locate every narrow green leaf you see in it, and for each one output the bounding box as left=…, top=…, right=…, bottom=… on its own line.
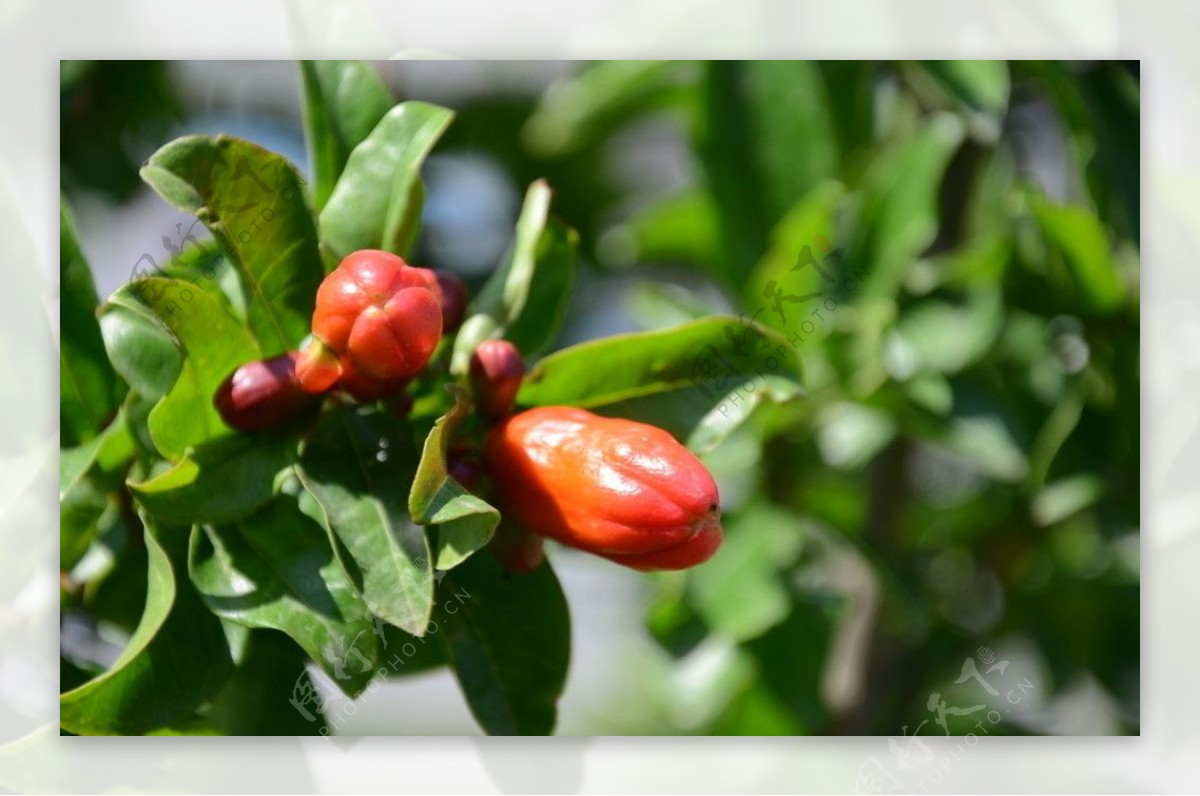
left=744, top=180, right=846, bottom=336
left=518, top=316, right=802, bottom=410
left=319, top=101, right=454, bottom=261
left=853, top=114, right=965, bottom=299
left=129, top=433, right=298, bottom=525
left=60, top=200, right=125, bottom=446
left=693, top=61, right=840, bottom=285
left=60, top=406, right=135, bottom=503
left=189, top=498, right=379, bottom=696
left=452, top=181, right=579, bottom=370
left=1031, top=196, right=1125, bottom=313
left=140, top=135, right=323, bottom=352
left=299, top=60, right=393, bottom=211
left=60, top=514, right=234, bottom=735
left=522, top=60, right=694, bottom=158
left=915, top=60, right=1010, bottom=141
left=100, top=278, right=261, bottom=460
left=439, top=553, right=570, bottom=736
left=409, top=390, right=499, bottom=570
left=296, top=407, right=435, bottom=636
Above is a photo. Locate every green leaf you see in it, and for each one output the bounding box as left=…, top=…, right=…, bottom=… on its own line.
left=100, top=277, right=261, bottom=460
left=914, top=61, right=1010, bottom=142
left=59, top=514, right=234, bottom=735
left=296, top=407, right=435, bottom=636
left=60, top=201, right=125, bottom=447
left=98, top=299, right=182, bottom=402
left=518, top=316, right=802, bottom=412
left=885, top=290, right=1003, bottom=377
left=319, top=101, right=454, bottom=261
left=744, top=596, right=841, bottom=732
left=129, top=433, right=298, bottom=525
left=205, top=630, right=328, bottom=735
left=439, top=554, right=570, bottom=736
left=140, top=135, right=323, bottom=352
left=409, top=390, right=499, bottom=570
left=744, top=180, right=846, bottom=335
left=1031, top=196, right=1125, bottom=313
left=687, top=503, right=805, bottom=641
left=189, top=498, right=380, bottom=697
left=621, top=190, right=723, bottom=277
left=693, top=61, right=839, bottom=285
left=452, top=181, right=579, bottom=370
left=299, top=60, right=393, bottom=211
left=1032, top=474, right=1104, bottom=527
left=589, top=374, right=803, bottom=455
left=815, top=402, right=897, bottom=470
left=501, top=220, right=579, bottom=356
left=854, top=114, right=965, bottom=298
left=378, top=624, right=449, bottom=677
left=522, top=60, right=695, bottom=158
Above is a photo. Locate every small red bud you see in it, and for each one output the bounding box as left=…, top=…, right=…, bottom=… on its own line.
left=433, top=271, right=468, bottom=332
left=214, top=353, right=319, bottom=432
left=469, top=339, right=525, bottom=420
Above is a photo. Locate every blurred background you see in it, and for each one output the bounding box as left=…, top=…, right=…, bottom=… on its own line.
left=60, top=59, right=1139, bottom=736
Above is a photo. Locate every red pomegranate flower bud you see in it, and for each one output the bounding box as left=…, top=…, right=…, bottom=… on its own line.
left=469, top=339, right=525, bottom=420
left=214, top=352, right=319, bottom=432
left=295, top=249, right=443, bottom=392
left=484, top=407, right=722, bottom=571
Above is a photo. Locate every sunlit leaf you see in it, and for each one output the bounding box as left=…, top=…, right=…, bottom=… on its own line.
left=320, top=101, right=454, bottom=261
left=297, top=407, right=434, bottom=636
left=141, top=135, right=323, bottom=352
left=439, top=553, right=570, bottom=736
left=189, top=498, right=379, bottom=696
left=409, top=390, right=499, bottom=570
left=299, top=60, right=393, bottom=211
left=60, top=514, right=234, bottom=735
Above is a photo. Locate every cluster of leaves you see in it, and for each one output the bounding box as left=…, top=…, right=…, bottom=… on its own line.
left=512, top=60, right=1139, bottom=734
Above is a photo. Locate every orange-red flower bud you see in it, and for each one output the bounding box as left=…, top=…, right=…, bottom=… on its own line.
left=296, top=249, right=442, bottom=392
left=484, top=407, right=722, bottom=571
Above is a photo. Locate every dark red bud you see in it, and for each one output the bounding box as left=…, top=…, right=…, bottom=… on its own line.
left=434, top=271, right=468, bottom=332
left=469, top=339, right=525, bottom=420
left=214, top=353, right=319, bottom=432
